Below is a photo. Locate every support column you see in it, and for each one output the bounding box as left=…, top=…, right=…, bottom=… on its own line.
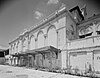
left=27, top=55, right=30, bottom=67
left=66, top=39, right=69, bottom=69
left=41, top=54, right=44, bottom=67
left=13, top=57, right=16, bottom=66
left=17, top=56, right=20, bottom=66
left=27, top=55, right=33, bottom=67
left=20, top=56, right=23, bottom=66
left=61, top=51, right=67, bottom=69
left=35, top=38, right=37, bottom=49
left=68, top=52, right=70, bottom=68
left=32, top=54, right=35, bottom=67
left=56, top=30, right=58, bottom=49
left=12, top=57, right=14, bottom=65
left=16, top=57, right=18, bottom=66
left=28, top=38, right=30, bottom=50
left=14, top=57, right=17, bottom=66
left=44, top=34, right=47, bottom=46
left=49, top=52, right=52, bottom=69
left=26, top=33, right=30, bottom=51
left=31, top=55, right=34, bottom=67
left=92, top=51, right=94, bottom=71
left=20, top=56, right=22, bottom=66
left=20, top=36, right=23, bottom=53
left=10, top=57, right=12, bottom=65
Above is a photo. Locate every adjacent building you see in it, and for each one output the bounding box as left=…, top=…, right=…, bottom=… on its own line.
left=9, top=5, right=100, bottom=73
left=0, top=49, right=9, bottom=64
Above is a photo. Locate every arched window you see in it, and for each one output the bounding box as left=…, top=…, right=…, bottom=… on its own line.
left=12, top=45, right=14, bottom=54
left=18, top=40, right=22, bottom=53
left=13, top=43, right=16, bottom=54
left=23, top=37, right=28, bottom=52
left=37, top=31, right=44, bottom=48
left=30, top=35, right=35, bottom=50
left=79, top=26, right=93, bottom=38
left=47, top=26, right=57, bottom=48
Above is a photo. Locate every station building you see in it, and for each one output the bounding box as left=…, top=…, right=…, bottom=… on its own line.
left=9, top=5, right=100, bottom=72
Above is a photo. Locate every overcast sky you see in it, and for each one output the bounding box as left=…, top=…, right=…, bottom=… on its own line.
left=0, top=0, right=100, bottom=48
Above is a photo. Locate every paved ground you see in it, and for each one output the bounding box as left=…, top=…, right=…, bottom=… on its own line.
left=0, top=65, right=88, bottom=78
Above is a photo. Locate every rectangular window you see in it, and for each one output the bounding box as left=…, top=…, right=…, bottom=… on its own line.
left=56, top=52, right=58, bottom=59
left=96, top=31, right=100, bottom=35
left=79, top=32, right=93, bottom=39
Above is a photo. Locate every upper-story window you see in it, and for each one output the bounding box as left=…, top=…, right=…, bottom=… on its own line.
left=79, top=26, right=93, bottom=38
left=96, top=24, right=100, bottom=35
left=12, top=45, right=15, bottom=53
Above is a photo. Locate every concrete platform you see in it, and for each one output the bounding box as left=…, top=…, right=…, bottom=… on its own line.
left=0, top=65, right=89, bottom=78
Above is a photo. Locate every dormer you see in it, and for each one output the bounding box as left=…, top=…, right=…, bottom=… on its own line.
left=69, top=6, right=84, bottom=23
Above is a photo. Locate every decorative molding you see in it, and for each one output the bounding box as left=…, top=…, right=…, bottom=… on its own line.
left=47, top=25, right=56, bottom=34
left=56, top=30, right=58, bottom=33
left=28, top=40, right=30, bottom=45
left=9, top=6, right=67, bottom=44
left=35, top=38, right=37, bottom=41
left=19, top=36, right=23, bottom=40
left=37, top=30, right=44, bottom=38
left=93, top=19, right=100, bottom=25
left=44, top=34, right=47, bottom=38
left=25, top=32, right=29, bottom=37
left=78, top=23, right=93, bottom=29
left=29, top=34, right=34, bottom=40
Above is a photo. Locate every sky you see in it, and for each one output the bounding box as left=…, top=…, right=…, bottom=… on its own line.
left=0, top=0, right=100, bottom=48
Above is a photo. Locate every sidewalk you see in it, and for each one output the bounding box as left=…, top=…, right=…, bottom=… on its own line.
left=0, top=65, right=89, bottom=78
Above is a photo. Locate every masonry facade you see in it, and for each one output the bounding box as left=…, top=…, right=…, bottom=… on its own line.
left=68, top=14, right=100, bottom=72
left=9, top=5, right=100, bottom=73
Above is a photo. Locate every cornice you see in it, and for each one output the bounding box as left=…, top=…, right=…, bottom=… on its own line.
left=77, top=13, right=100, bottom=26
left=9, top=6, right=68, bottom=45
left=29, top=7, right=67, bottom=33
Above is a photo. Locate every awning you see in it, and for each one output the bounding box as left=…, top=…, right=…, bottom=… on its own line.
left=12, top=46, right=61, bottom=56
left=26, top=46, right=61, bottom=54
